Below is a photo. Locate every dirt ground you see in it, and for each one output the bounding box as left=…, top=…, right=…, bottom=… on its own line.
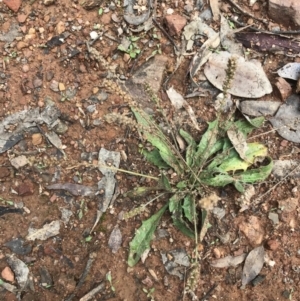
left=1, top=0, right=300, bottom=300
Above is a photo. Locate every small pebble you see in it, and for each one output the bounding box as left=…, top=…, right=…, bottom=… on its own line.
left=38, top=100, right=45, bottom=107
left=46, top=71, right=54, bottom=81
left=22, top=65, right=29, bottom=72
left=266, top=239, right=280, bottom=251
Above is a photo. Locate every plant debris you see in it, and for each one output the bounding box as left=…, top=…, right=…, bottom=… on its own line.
left=161, top=248, right=190, bottom=280
left=26, top=220, right=60, bottom=241
left=241, top=246, right=265, bottom=289
left=108, top=226, right=122, bottom=254
left=210, top=253, right=246, bottom=268
left=270, top=94, right=300, bottom=143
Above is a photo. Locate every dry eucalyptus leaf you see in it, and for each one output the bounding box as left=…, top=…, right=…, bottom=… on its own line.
left=277, top=62, right=300, bottom=80
left=210, top=253, right=246, bottom=268
left=45, top=131, right=65, bottom=151
left=204, top=51, right=272, bottom=98
left=227, top=128, right=248, bottom=161
left=161, top=249, right=190, bottom=280
left=270, top=95, right=300, bottom=143
left=108, top=226, right=122, bottom=254
left=26, top=220, right=60, bottom=241
left=241, top=246, right=265, bottom=288
left=7, top=255, right=29, bottom=290
left=238, top=100, right=281, bottom=117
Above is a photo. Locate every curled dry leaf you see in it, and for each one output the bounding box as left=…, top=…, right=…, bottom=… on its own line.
left=210, top=253, right=246, bottom=268
left=166, top=87, right=200, bottom=130
left=47, top=183, right=97, bottom=197
left=204, top=51, right=272, bottom=98
left=242, top=246, right=265, bottom=288
left=7, top=255, right=29, bottom=290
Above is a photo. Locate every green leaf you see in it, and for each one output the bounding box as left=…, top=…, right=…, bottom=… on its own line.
left=128, top=204, right=168, bottom=267
left=130, top=36, right=140, bottom=42
left=106, top=271, right=112, bottom=283
left=98, top=8, right=103, bottom=15
left=235, top=157, right=273, bottom=183
left=179, top=129, right=196, bottom=167
left=195, top=120, right=218, bottom=165
left=205, top=138, right=225, bottom=159
left=158, top=174, right=171, bottom=191
left=172, top=215, right=195, bottom=238
left=176, top=181, right=187, bottom=189
left=132, top=108, right=183, bottom=174
left=218, top=142, right=268, bottom=172
left=141, top=148, right=169, bottom=169
left=182, top=194, right=195, bottom=223
left=129, top=51, right=137, bottom=58
left=199, top=209, right=210, bottom=241
left=117, top=44, right=127, bottom=52
left=201, top=174, right=234, bottom=187
left=234, top=117, right=264, bottom=136
left=207, top=139, right=231, bottom=170
left=233, top=181, right=245, bottom=193
left=85, top=235, right=92, bottom=242
left=169, top=193, right=182, bottom=213
left=125, top=186, right=155, bottom=199
left=151, top=50, right=158, bottom=56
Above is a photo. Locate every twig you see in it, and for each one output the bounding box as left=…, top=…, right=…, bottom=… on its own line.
left=229, top=18, right=300, bottom=36
left=252, top=162, right=300, bottom=206
left=79, top=282, right=105, bottom=301
left=129, top=43, right=146, bottom=74
left=225, top=0, right=268, bottom=25
left=65, top=253, right=96, bottom=301
left=90, top=210, right=103, bottom=234
left=103, top=33, right=120, bottom=44
left=66, top=162, right=159, bottom=180
left=152, top=18, right=179, bottom=51
left=199, top=283, right=218, bottom=301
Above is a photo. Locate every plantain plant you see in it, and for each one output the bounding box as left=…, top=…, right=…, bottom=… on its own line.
left=102, top=64, right=273, bottom=272
left=126, top=104, right=273, bottom=267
